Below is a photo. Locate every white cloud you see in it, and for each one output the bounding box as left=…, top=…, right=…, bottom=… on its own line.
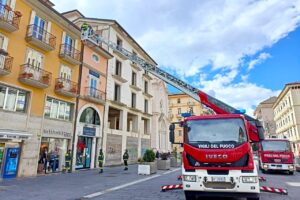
left=248, top=52, right=271, bottom=71
left=199, top=70, right=281, bottom=116
left=52, top=0, right=299, bottom=116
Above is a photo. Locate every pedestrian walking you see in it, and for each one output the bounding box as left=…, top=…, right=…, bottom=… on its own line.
left=65, top=149, right=72, bottom=173
left=123, top=149, right=129, bottom=170
left=42, top=148, right=49, bottom=174
left=98, top=149, right=104, bottom=174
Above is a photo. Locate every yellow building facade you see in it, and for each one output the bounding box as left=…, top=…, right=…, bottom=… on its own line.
left=168, top=93, right=206, bottom=152
left=0, top=0, right=81, bottom=178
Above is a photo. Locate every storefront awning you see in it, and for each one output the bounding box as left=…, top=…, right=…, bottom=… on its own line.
left=0, top=129, right=32, bottom=140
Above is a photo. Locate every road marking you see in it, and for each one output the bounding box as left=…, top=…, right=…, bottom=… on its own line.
left=286, top=182, right=300, bottom=187
left=82, top=168, right=181, bottom=199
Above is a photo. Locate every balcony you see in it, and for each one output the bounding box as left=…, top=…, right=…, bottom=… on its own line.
left=130, top=62, right=142, bottom=71
left=83, top=87, right=106, bottom=105
left=143, top=91, right=153, bottom=98
left=55, top=78, right=78, bottom=98
left=59, top=44, right=81, bottom=65
left=129, top=84, right=141, bottom=92
left=18, top=64, right=52, bottom=89
left=0, top=4, right=22, bottom=32
left=25, top=24, right=56, bottom=51
left=113, top=45, right=128, bottom=60
left=143, top=73, right=153, bottom=80
left=112, top=74, right=128, bottom=83
left=0, top=53, right=13, bottom=75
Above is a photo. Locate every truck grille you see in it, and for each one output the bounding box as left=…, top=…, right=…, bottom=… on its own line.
left=203, top=182, right=236, bottom=189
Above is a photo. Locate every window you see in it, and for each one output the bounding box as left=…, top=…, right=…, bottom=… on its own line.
left=44, top=97, right=73, bottom=121
left=79, top=107, right=100, bottom=125
left=177, top=98, right=181, bottom=103
left=114, top=84, right=121, bottom=102
left=178, top=130, right=182, bottom=136
left=189, top=106, right=193, bottom=114
left=60, top=65, right=72, bottom=80
left=26, top=48, right=44, bottom=68
left=131, top=93, right=136, bottom=108
left=92, top=54, right=100, bottom=63
left=116, top=37, right=122, bottom=48
left=131, top=72, right=137, bottom=86
left=144, top=99, right=148, bottom=113
left=178, top=108, right=181, bottom=114
left=0, top=84, right=29, bottom=113
left=144, top=81, right=148, bottom=93
left=132, top=51, right=137, bottom=64
left=115, top=60, right=122, bottom=76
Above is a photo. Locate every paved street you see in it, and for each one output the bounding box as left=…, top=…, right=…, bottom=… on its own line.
left=0, top=164, right=299, bottom=200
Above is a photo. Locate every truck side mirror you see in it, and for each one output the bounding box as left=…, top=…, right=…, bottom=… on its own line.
left=169, top=124, right=175, bottom=144
left=255, top=120, right=265, bottom=140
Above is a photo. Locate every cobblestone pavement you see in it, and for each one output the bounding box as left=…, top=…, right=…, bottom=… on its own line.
left=0, top=164, right=300, bottom=200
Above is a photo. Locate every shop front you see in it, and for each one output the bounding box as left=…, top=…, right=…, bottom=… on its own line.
left=0, top=129, right=31, bottom=179
left=38, top=127, right=72, bottom=174
left=75, top=107, right=102, bottom=170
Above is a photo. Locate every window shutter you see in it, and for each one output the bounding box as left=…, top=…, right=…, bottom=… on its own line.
left=3, top=36, right=8, bottom=51
left=47, top=21, right=51, bottom=33
left=61, top=31, right=66, bottom=44
left=10, top=0, right=16, bottom=10
left=29, top=10, right=36, bottom=24
left=75, top=39, right=78, bottom=49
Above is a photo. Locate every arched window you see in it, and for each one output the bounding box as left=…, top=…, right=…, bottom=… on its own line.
left=79, top=107, right=100, bottom=125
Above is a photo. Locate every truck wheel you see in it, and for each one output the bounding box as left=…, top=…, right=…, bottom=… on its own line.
left=261, top=169, right=266, bottom=174
left=247, top=197, right=260, bottom=200
left=184, top=191, right=197, bottom=200
left=289, top=171, right=294, bottom=175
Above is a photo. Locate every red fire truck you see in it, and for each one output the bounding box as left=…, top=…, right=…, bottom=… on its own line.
left=81, top=25, right=264, bottom=200
left=258, top=139, right=294, bottom=175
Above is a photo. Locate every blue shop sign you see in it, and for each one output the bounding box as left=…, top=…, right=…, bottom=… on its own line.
left=89, top=70, right=100, bottom=78
left=83, top=127, right=96, bottom=136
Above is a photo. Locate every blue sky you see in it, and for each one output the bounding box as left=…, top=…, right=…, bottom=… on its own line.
left=52, top=0, right=300, bottom=115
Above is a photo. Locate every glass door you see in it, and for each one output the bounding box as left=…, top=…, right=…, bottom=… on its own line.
left=76, top=136, right=92, bottom=169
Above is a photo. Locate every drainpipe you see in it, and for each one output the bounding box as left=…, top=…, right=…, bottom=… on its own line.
left=71, top=41, right=85, bottom=172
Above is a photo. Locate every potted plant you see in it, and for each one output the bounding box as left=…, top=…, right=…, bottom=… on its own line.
left=170, top=147, right=180, bottom=167
left=70, top=87, right=77, bottom=93
left=157, top=152, right=171, bottom=170
left=42, top=74, right=50, bottom=84
left=56, top=81, right=64, bottom=89
left=138, top=149, right=157, bottom=175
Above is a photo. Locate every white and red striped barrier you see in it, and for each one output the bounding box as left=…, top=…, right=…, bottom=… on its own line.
left=259, top=176, right=266, bottom=182
left=260, top=186, right=288, bottom=195
left=161, top=184, right=183, bottom=192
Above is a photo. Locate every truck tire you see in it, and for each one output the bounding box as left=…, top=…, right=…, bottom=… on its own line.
left=289, top=171, right=294, bottom=175
left=261, top=169, right=266, bottom=174
left=184, top=191, right=197, bottom=200
left=247, top=197, right=260, bottom=200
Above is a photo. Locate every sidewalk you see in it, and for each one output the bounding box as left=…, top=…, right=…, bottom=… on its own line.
left=0, top=165, right=179, bottom=200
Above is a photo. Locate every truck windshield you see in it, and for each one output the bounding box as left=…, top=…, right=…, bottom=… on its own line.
left=261, top=141, right=291, bottom=152
left=185, top=118, right=247, bottom=149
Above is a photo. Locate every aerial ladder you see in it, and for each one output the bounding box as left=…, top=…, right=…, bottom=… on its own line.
left=80, top=24, right=264, bottom=141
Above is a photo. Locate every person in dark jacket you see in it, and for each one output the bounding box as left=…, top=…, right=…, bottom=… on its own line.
left=98, top=149, right=104, bottom=173
left=65, top=150, right=72, bottom=173
left=42, top=148, right=49, bottom=174
left=123, top=150, right=129, bottom=170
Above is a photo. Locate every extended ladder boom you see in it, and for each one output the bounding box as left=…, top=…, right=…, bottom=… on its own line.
left=81, top=25, right=257, bottom=123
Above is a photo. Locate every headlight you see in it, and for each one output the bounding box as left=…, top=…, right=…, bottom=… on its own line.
left=242, top=176, right=258, bottom=183
left=183, top=175, right=196, bottom=182
left=289, top=165, right=294, bottom=169
left=263, top=164, right=268, bottom=169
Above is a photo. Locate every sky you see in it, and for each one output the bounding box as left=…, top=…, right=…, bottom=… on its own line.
left=52, top=0, right=300, bottom=116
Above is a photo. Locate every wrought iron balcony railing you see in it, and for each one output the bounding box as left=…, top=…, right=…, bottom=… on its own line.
left=18, top=63, right=52, bottom=88
left=0, top=4, right=22, bottom=32
left=26, top=24, right=56, bottom=51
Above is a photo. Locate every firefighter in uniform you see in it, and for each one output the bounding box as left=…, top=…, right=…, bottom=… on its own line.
left=123, top=149, right=129, bottom=170
left=65, top=150, right=72, bottom=173
left=98, top=149, right=104, bottom=174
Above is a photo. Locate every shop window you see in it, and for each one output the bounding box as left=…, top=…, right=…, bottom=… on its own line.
left=44, top=97, right=73, bottom=121
left=79, top=107, right=100, bottom=125
left=0, top=84, right=29, bottom=113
